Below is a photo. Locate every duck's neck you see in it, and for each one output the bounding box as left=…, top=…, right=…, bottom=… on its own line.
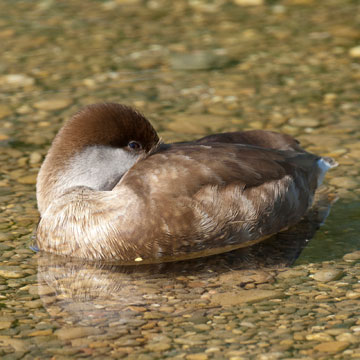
left=37, top=145, right=139, bottom=215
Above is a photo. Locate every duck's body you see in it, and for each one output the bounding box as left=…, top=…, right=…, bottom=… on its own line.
left=36, top=103, right=336, bottom=263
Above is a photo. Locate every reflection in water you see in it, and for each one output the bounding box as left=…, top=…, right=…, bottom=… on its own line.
left=36, top=188, right=336, bottom=329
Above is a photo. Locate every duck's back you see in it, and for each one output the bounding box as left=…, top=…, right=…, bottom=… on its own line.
left=114, top=140, right=322, bottom=262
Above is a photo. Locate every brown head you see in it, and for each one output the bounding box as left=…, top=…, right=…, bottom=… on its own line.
left=37, top=103, right=160, bottom=215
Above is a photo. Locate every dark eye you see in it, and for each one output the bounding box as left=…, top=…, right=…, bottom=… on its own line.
left=128, top=141, right=142, bottom=150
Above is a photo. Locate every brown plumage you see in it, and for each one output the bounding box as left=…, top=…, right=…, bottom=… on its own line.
left=36, top=103, right=336, bottom=264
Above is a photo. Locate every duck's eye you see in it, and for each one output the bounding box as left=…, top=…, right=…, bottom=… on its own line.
left=128, top=141, right=142, bottom=150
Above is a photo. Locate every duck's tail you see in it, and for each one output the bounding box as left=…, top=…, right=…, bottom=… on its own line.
left=316, top=156, right=338, bottom=187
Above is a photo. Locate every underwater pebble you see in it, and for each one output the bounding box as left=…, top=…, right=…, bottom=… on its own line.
left=17, top=174, right=37, bottom=185
left=0, top=266, right=26, bottom=279
left=288, top=117, right=320, bottom=128
left=170, top=50, right=232, bottom=70
left=349, top=46, right=360, bottom=58
left=186, top=354, right=208, bottom=360
left=33, top=98, right=73, bottom=111
left=145, top=342, right=171, bottom=351
left=29, top=152, right=42, bottom=164
left=0, top=104, right=12, bottom=119
left=329, top=177, right=358, bottom=189
left=233, top=0, right=263, bottom=5
left=55, top=327, right=104, bottom=340
left=343, top=251, right=360, bottom=262
left=314, top=341, right=350, bottom=353
left=312, top=269, right=344, bottom=282
left=210, top=290, right=281, bottom=306
left=0, top=233, right=13, bottom=241
left=0, top=74, right=34, bottom=87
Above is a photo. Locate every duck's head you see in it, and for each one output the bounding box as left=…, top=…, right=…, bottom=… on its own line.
left=37, top=103, right=159, bottom=215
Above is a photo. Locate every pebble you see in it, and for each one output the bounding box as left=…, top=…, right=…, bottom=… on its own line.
left=17, top=174, right=37, bottom=185
left=28, top=329, right=53, bottom=337
left=33, top=98, right=73, bottom=111
left=167, top=114, right=226, bottom=134
left=343, top=251, right=360, bottom=262
left=23, top=300, right=43, bottom=309
left=170, top=50, right=232, bottom=70
left=145, top=342, right=171, bottom=351
left=314, top=341, right=350, bottom=353
left=0, top=321, right=14, bottom=330
left=0, top=233, right=13, bottom=241
left=210, top=290, right=281, bottom=306
left=186, top=354, right=208, bottom=360
left=328, top=177, right=358, bottom=189
left=312, top=269, right=344, bottom=282
left=55, top=327, right=104, bottom=340
left=0, top=104, right=12, bottom=119
left=218, top=270, right=274, bottom=286
left=0, top=336, right=27, bottom=352
left=288, top=117, right=320, bottom=128
left=345, top=290, right=360, bottom=299
left=277, top=269, right=308, bottom=279
left=349, top=46, right=360, bottom=58
left=29, top=152, right=43, bottom=164
left=0, top=266, right=26, bottom=279
left=306, top=332, right=333, bottom=341
left=233, top=0, right=264, bottom=5
left=0, top=74, right=35, bottom=87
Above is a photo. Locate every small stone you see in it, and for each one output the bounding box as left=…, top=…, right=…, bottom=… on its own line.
left=343, top=251, right=360, bottom=262
left=277, top=269, right=308, bottom=279
left=145, top=342, right=171, bottom=352
left=349, top=46, right=360, bottom=58
left=55, top=327, right=103, bottom=341
left=0, top=321, right=13, bottom=330
left=0, top=336, right=27, bottom=352
left=288, top=117, right=320, bottom=128
left=0, top=134, right=10, bottom=141
left=0, top=266, right=26, bottom=279
left=345, top=290, right=360, bottom=299
left=186, top=354, right=208, bottom=360
left=329, top=177, right=358, bottom=189
left=168, top=114, right=226, bottom=134
left=33, top=98, right=73, bottom=111
left=28, top=329, right=53, bottom=337
left=233, top=0, right=263, bottom=5
left=336, top=333, right=358, bottom=343
left=0, top=105, right=12, bottom=119
left=218, top=270, right=274, bottom=285
left=0, top=233, right=13, bottom=241
left=17, top=174, right=37, bottom=185
left=23, top=300, right=43, bottom=309
left=314, top=341, right=349, bottom=353
left=210, top=290, right=281, bottom=306
left=306, top=332, right=333, bottom=341
left=170, top=50, right=232, bottom=70
left=29, top=152, right=42, bottom=164
left=312, top=269, right=344, bottom=282
left=1, top=74, right=35, bottom=87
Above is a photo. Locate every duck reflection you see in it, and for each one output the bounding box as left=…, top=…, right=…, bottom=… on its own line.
left=36, top=188, right=336, bottom=326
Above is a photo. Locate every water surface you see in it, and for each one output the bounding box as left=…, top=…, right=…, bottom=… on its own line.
left=0, top=0, right=359, bottom=358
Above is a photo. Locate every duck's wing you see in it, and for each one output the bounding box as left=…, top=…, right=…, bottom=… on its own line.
left=114, top=143, right=322, bottom=261
left=121, top=142, right=319, bottom=193
left=194, top=130, right=305, bottom=152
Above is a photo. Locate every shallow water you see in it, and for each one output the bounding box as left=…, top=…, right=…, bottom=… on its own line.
left=0, top=0, right=359, bottom=359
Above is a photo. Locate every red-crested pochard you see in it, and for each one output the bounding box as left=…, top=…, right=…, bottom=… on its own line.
left=36, top=103, right=336, bottom=264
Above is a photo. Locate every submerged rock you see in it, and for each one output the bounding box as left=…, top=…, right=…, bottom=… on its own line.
left=312, top=269, right=344, bottom=282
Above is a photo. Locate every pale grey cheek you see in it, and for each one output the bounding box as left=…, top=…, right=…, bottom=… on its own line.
left=57, top=146, right=139, bottom=192
left=316, top=157, right=335, bottom=187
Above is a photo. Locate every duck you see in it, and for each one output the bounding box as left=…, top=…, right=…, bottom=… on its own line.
left=36, top=103, right=337, bottom=264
